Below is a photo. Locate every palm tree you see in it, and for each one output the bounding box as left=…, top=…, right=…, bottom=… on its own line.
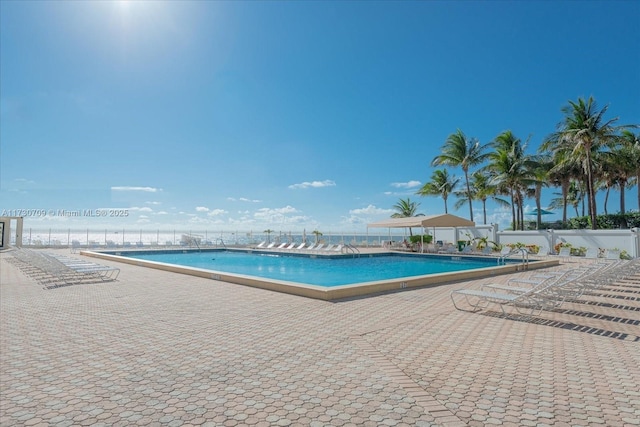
left=543, top=147, right=585, bottom=226
left=263, top=229, right=274, bottom=243
left=545, top=97, right=622, bottom=229
left=416, top=169, right=459, bottom=213
left=548, top=178, right=585, bottom=220
left=527, top=155, right=553, bottom=230
left=619, top=130, right=640, bottom=213
left=391, top=198, right=422, bottom=236
left=484, top=130, right=535, bottom=230
left=432, top=129, right=489, bottom=221
left=453, top=171, right=509, bottom=225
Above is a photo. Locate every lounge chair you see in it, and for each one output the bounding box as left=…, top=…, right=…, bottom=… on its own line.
left=294, top=242, right=307, bottom=250
left=451, top=264, right=604, bottom=316
left=255, top=241, right=267, bottom=249
left=605, top=249, right=621, bottom=260
left=480, top=246, right=493, bottom=255
left=558, top=246, right=572, bottom=262
left=499, top=246, right=512, bottom=256
left=332, top=244, right=344, bottom=253
left=44, top=253, right=121, bottom=280
left=284, top=242, right=297, bottom=250
left=534, top=245, right=549, bottom=257
left=461, top=246, right=474, bottom=255
left=451, top=286, right=549, bottom=316
left=481, top=266, right=601, bottom=300
left=438, top=244, right=457, bottom=254
left=265, top=242, right=276, bottom=249
left=584, top=247, right=600, bottom=260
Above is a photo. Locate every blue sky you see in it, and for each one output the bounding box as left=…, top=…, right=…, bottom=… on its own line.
left=1, top=0, right=639, bottom=232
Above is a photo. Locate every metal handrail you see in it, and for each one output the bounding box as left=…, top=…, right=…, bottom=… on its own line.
left=499, top=247, right=529, bottom=270
left=344, top=244, right=360, bottom=257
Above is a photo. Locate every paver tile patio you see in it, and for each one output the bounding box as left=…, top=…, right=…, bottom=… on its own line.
left=1, top=249, right=639, bottom=426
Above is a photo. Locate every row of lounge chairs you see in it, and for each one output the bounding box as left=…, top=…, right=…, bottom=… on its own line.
left=254, top=241, right=345, bottom=254
left=6, top=249, right=120, bottom=289
left=451, top=258, right=640, bottom=316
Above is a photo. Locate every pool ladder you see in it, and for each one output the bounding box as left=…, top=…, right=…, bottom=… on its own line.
left=343, top=244, right=360, bottom=257
left=499, top=247, right=529, bottom=270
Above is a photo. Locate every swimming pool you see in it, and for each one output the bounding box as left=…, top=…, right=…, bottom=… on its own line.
left=121, top=250, right=515, bottom=286
left=83, top=249, right=558, bottom=300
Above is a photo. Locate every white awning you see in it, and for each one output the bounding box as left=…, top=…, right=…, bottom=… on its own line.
left=367, top=214, right=475, bottom=229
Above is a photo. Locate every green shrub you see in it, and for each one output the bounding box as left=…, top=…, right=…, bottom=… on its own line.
left=566, top=211, right=640, bottom=229
left=409, top=234, right=433, bottom=245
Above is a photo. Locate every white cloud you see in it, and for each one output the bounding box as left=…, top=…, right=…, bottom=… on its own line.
left=130, top=207, right=153, bottom=212
left=228, top=197, right=262, bottom=203
left=349, top=205, right=394, bottom=215
left=111, top=186, right=162, bottom=192
left=288, top=180, right=336, bottom=190
left=254, top=206, right=300, bottom=223
left=14, top=178, right=36, bottom=185
left=207, top=209, right=227, bottom=217
left=391, top=181, right=421, bottom=189
left=195, top=206, right=210, bottom=212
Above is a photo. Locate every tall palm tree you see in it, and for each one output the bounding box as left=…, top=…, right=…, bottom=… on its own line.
left=619, top=130, right=640, bottom=213
left=391, top=198, right=422, bottom=236
left=416, top=169, right=459, bottom=214
left=526, top=155, right=553, bottom=230
left=432, top=129, right=489, bottom=221
left=545, top=97, right=621, bottom=229
left=453, top=171, right=509, bottom=225
left=484, top=130, right=535, bottom=230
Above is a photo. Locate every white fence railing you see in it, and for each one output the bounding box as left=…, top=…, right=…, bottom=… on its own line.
left=12, top=226, right=640, bottom=258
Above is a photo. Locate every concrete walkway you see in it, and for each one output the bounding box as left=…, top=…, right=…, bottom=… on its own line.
left=1, top=249, right=639, bottom=426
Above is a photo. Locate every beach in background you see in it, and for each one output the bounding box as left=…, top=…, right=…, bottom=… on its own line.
left=16, top=228, right=414, bottom=249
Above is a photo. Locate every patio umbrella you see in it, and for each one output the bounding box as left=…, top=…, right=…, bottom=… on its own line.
left=525, top=208, right=554, bottom=216
left=526, top=208, right=554, bottom=230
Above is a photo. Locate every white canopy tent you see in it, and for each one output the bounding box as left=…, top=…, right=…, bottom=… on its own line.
left=367, top=214, right=476, bottom=252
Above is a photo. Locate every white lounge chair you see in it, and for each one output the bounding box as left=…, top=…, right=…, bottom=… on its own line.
left=605, top=249, right=621, bottom=260
left=535, top=245, right=549, bottom=257
left=451, top=286, right=548, bottom=316
left=499, top=246, right=512, bottom=256
left=558, top=246, right=572, bottom=261
left=584, top=247, right=600, bottom=260
left=481, top=246, right=494, bottom=255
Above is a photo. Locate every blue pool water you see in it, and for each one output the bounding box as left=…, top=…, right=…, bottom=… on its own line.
left=124, top=250, right=508, bottom=287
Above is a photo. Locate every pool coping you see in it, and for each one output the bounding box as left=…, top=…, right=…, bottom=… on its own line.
left=81, top=249, right=560, bottom=301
